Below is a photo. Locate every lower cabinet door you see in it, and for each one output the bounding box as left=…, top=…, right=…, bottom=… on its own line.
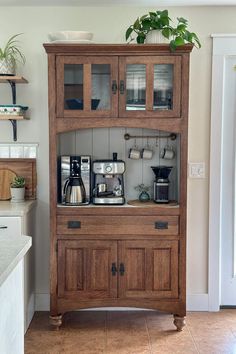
left=119, top=240, right=179, bottom=299
left=58, top=240, right=117, bottom=299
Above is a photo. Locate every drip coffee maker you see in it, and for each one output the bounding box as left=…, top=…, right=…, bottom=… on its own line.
left=151, top=166, right=173, bottom=203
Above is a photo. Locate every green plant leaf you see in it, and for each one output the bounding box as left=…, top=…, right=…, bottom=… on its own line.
left=142, top=18, right=151, bottom=30
left=125, top=27, right=133, bottom=41
left=133, top=18, right=141, bottom=30
left=174, top=36, right=185, bottom=46
left=177, top=17, right=188, bottom=24
left=162, top=27, right=172, bottom=39
left=136, top=34, right=145, bottom=44
left=177, top=24, right=187, bottom=32
left=140, top=14, right=148, bottom=21
left=170, top=39, right=177, bottom=51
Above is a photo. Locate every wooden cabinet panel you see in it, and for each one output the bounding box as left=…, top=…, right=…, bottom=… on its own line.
left=56, top=56, right=118, bottom=118
left=58, top=240, right=117, bottom=299
left=119, top=240, right=179, bottom=299
left=119, top=56, right=181, bottom=118
left=57, top=215, right=179, bottom=236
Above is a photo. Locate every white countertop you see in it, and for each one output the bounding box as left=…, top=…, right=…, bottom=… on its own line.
left=0, top=200, right=36, bottom=216
left=0, top=234, right=31, bottom=287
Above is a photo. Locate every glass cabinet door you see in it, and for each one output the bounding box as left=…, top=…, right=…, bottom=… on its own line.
left=56, top=56, right=118, bottom=118
left=119, top=56, right=181, bottom=118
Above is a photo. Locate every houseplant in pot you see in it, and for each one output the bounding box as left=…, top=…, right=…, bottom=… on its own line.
left=0, top=34, right=26, bottom=75
left=125, top=10, right=201, bottom=51
left=10, top=176, right=25, bottom=202
left=134, top=183, right=151, bottom=202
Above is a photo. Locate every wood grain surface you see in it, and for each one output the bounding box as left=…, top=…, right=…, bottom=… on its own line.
left=0, top=169, right=17, bottom=200
left=0, top=159, right=37, bottom=199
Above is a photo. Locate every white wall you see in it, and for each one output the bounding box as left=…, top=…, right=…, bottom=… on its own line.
left=1, top=5, right=236, bottom=308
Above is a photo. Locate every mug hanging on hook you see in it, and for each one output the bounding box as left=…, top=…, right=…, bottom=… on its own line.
left=141, top=137, right=153, bottom=160
left=129, top=138, right=141, bottom=160
left=160, top=143, right=175, bottom=160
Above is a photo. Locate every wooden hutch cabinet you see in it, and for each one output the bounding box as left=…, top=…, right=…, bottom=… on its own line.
left=44, top=43, right=192, bottom=331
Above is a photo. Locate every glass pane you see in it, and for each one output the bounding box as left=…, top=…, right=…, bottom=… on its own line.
left=154, top=64, right=173, bottom=110
left=64, top=64, right=83, bottom=110
left=126, top=64, right=146, bottom=111
left=92, top=64, right=111, bottom=110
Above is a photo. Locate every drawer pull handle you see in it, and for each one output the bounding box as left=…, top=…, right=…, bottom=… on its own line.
left=119, top=263, right=125, bottom=276
left=67, top=221, right=81, bottom=229
left=155, top=221, right=168, bottom=230
left=0, top=225, right=8, bottom=229
left=112, top=80, right=117, bottom=94
left=111, top=263, right=117, bottom=276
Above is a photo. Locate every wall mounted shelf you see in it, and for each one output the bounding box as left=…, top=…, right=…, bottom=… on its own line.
left=0, top=76, right=29, bottom=141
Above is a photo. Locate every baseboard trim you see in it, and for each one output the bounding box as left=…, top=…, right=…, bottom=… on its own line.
left=36, top=293, right=209, bottom=312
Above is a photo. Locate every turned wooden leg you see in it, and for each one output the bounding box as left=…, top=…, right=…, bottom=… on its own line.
left=173, top=315, right=186, bottom=331
left=49, top=314, right=63, bottom=330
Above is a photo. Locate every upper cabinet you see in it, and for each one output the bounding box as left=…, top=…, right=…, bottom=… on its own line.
left=119, top=56, right=181, bottom=118
left=55, top=51, right=182, bottom=119
left=56, top=56, right=118, bottom=118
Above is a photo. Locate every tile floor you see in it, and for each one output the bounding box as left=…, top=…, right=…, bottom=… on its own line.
left=25, top=310, right=236, bottom=354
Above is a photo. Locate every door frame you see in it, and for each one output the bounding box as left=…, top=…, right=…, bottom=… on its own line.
left=209, top=34, right=236, bottom=311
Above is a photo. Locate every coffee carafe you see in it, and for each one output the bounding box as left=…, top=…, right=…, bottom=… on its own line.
left=64, top=159, right=86, bottom=205
left=151, top=166, right=173, bottom=203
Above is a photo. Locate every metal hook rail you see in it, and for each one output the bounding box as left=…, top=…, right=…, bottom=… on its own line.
left=124, top=133, right=177, bottom=141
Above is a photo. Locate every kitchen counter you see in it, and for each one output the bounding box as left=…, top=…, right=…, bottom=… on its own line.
left=0, top=200, right=36, bottom=216
left=0, top=234, right=31, bottom=354
left=0, top=234, right=31, bottom=286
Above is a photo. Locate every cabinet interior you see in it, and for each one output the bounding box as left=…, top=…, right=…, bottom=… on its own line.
left=58, top=127, right=180, bottom=202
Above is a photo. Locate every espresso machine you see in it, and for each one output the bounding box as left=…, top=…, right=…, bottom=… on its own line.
left=92, top=153, right=125, bottom=205
left=58, top=155, right=91, bottom=205
left=151, top=166, right=173, bottom=203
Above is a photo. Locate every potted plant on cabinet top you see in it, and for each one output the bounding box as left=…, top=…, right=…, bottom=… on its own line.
left=134, top=183, right=151, bottom=202
left=125, top=10, right=201, bottom=51
left=0, top=34, right=26, bottom=75
left=10, top=176, right=25, bottom=203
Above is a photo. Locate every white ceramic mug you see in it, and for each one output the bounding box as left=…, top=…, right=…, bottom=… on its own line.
left=160, top=146, right=175, bottom=160
left=129, top=148, right=141, bottom=160
left=141, top=148, right=153, bottom=160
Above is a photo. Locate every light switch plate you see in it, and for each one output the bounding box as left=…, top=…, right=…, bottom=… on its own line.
left=189, top=162, right=205, bottom=178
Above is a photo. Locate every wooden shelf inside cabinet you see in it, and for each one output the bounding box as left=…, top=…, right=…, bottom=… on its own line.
left=0, top=76, right=29, bottom=141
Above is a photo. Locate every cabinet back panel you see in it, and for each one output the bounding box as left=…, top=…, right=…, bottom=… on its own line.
left=59, top=128, right=179, bottom=201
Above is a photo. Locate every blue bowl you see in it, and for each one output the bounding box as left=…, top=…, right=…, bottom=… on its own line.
left=66, top=98, right=100, bottom=110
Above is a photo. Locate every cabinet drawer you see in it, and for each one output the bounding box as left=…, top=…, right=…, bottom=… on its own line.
left=57, top=215, right=179, bottom=236
left=0, top=217, right=22, bottom=237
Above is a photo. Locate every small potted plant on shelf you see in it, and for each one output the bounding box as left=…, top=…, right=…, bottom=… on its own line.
left=0, top=34, right=26, bottom=75
left=134, top=183, right=151, bottom=202
left=125, top=10, right=201, bottom=51
left=10, top=176, right=25, bottom=203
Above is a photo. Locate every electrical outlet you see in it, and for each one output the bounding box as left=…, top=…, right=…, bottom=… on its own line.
left=189, top=162, right=205, bottom=178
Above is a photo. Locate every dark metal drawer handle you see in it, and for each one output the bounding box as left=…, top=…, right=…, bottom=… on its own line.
left=0, top=225, right=8, bottom=229
left=155, top=221, right=168, bottom=230
left=111, top=263, right=117, bottom=276
left=119, top=80, right=125, bottom=94
left=119, top=263, right=125, bottom=276
left=112, top=80, right=117, bottom=94
left=67, top=221, right=81, bottom=229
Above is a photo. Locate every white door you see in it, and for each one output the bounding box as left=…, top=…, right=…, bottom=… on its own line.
left=221, top=56, right=236, bottom=306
